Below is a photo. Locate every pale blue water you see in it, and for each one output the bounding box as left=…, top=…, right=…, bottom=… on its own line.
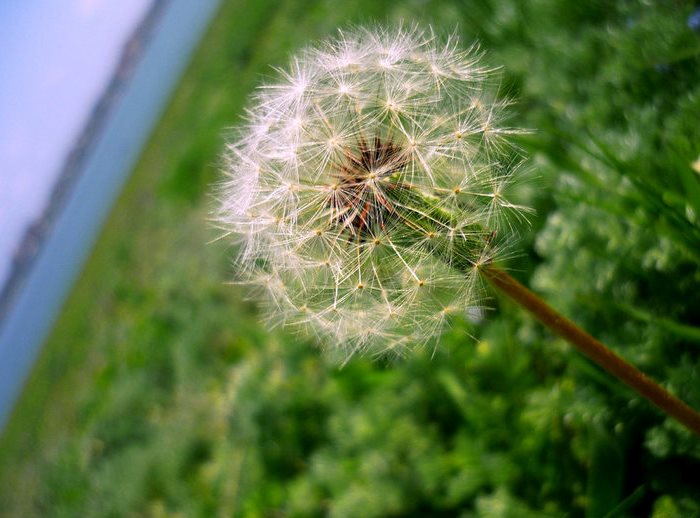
left=0, top=0, right=152, bottom=286
left=0, top=0, right=221, bottom=429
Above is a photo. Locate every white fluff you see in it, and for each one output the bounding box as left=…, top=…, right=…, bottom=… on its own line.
left=215, top=25, right=529, bottom=358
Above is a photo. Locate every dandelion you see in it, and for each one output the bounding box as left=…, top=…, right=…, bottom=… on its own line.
left=216, top=26, right=700, bottom=435
left=216, top=26, right=526, bottom=358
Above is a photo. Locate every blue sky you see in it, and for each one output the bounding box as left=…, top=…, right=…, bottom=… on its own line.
left=0, top=0, right=152, bottom=286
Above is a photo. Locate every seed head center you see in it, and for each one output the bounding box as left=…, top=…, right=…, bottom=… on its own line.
left=329, top=134, right=408, bottom=237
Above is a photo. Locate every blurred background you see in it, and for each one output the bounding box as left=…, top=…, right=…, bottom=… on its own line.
left=1, top=0, right=699, bottom=516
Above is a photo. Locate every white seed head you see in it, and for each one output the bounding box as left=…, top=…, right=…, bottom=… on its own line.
left=215, top=26, right=529, bottom=359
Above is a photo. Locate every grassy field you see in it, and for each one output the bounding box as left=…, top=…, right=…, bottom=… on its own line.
left=1, top=0, right=700, bottom=516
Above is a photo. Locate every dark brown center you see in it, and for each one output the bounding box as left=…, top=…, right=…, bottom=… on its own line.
left=330, top=135, right=408, bottom=237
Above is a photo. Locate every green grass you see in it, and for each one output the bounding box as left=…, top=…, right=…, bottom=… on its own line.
left=2, top=0, right=700, bottom=516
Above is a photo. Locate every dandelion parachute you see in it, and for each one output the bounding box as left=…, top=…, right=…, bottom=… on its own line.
left=216, top=26, right=529, bottom=357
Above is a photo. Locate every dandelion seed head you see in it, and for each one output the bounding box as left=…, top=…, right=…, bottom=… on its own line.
left=216, top=25, right=528, bottom=358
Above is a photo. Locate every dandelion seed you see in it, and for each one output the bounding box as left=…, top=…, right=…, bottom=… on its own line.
left=215, top=25, right=528, bottom=358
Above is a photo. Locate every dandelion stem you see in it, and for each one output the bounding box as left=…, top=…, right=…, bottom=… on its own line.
left=392, top=186, right=700, bottom=435
left=481, top=265, right=700, bottom=437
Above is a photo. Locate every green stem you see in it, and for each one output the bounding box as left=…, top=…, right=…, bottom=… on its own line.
left=386, top=183, right=700, bottom=435
left=481, top=265, right=700, bottom=437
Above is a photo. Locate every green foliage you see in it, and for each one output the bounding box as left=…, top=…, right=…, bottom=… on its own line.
left=1, top=0, right=700, bottom=516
